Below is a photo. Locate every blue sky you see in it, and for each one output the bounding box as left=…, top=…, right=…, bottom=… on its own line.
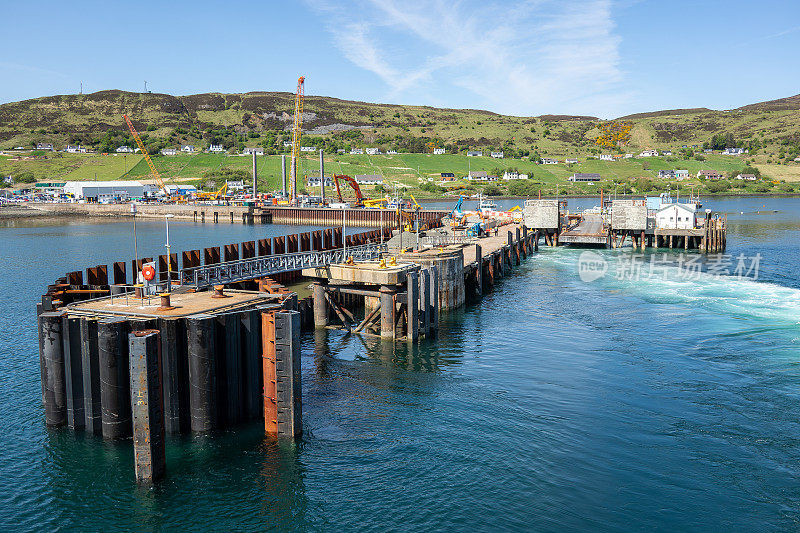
left=1, top=0, right=798, bottom=118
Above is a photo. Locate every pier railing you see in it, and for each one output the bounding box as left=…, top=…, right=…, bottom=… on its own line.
left=182, top=243, right=387, bottom=288
left=420, top=234, right=476, bottom=247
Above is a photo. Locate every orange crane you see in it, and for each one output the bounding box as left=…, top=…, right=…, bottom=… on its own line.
left=123, top=114, right=165, bottom=194
left=289, top=76, right=305, bottom=203
left=333, top=174, right=366, bottom=207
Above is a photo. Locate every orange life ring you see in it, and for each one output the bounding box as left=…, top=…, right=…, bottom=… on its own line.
left=142, top=265, right=156, bottom=281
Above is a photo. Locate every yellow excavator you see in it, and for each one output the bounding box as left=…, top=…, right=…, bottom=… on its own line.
left=196, top=182, right=228, bottom=201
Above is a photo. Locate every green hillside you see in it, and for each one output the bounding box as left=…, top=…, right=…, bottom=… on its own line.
left=1, top=89, right=800, bottom=196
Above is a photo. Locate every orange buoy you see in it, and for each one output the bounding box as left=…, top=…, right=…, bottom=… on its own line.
left=142, top=265, right=156, bottom=281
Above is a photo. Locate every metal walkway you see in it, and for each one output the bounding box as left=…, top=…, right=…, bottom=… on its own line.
left=559, top=214, right=609, bottom=245
left=181, top=244, right=386, bottom=288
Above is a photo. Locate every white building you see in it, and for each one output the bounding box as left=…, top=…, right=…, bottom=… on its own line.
left=568, top=173, right=601, bottom=182
left=661, top=150, right=673, bottom=156
left=283, top=141, right=293, bottom=148
left=655, top=203, right=697, bottom=230
left=350, top=148, right=364, bottom=155
left=386, top=150, right=398, bottom=155
left=736, top=173, right=758, bottom=181
left=467, top=171, right=488, bottom=180
left=66, top=145, right=87, bottom=153
left=491, top=151, right=504, bottom=159
left=639, top=149, right=658, bottom=157
left=565, top=158, right=579, bottom=164
left=722, top=147, right=746, bottom=155
left=353, top=174, right=383, bottom=185
left=467, top=151, right=483, bottom=157
left=307, top=176, right=334, bottom=187
left=541, top=158, right=559, bottom=165
left=116, top=146, right=134, bottom=153
left=208, top=144, right=224, bottom=153
left=658, top=170, right=675, bottom=179
left=181, top=145, right=196, bottom=153
left=226, top=180, right=245, bottom=191
left=160, top=148, right=177, bottom=156
left=624, top=153, right=634, bottom=158
left=300, top=146, right=317, bottom=152
left=36, top=143, right=54, bottom=151
left=63, top=180, right=144, bottom=202
left=599, top=154, right=614, bottom=161
left=242, top=147, right=264, bottom=155
left=366, top=147, right=381, bottom=155
left=675, top=170, right=690, bottom=180
left=502, top=171, right=529, bottom=180
left=433, top=148, right=446, bottom=155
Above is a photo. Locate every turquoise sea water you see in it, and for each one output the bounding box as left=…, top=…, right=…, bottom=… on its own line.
left=1, top=198, right=800, bottom=531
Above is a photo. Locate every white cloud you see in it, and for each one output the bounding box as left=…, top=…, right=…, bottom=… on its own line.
left=306, top=0, right=631, bottom=117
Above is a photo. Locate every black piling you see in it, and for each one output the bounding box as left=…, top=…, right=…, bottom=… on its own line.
left=187, top=315, right=216, bottom=432
left=62, top=316, right=84, bottom=430
left=80, top=318, right=102, bottom=435
left=159, top=317, right=189, bottom=434
left=98, top=318, right=132, bottom=440
left=40, top=311, right=66, bottom=427
left=242, top=309, right=263, bottom=420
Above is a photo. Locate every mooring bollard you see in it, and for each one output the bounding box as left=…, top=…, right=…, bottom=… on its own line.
left=129, top=329, right=165, bottom=484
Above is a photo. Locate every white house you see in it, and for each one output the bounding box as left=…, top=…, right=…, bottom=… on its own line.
left=541, top=158, right=559, bottom=165
left=658, top=170, right=675, bottom=179
left=675, top=170, right=690, bottom=180
left=568, top=173, right=601, bottom=182
left=366, top=147, right=381, bottom=155
left=491, top=151, right=504, bottom=159
left=467, top=151, right=483, bottom=157
left=350, top=148, right=364, bottom=155
left=433, top=148, right=446, bottom=155
left=656, top=203, right=697, bottom=230
left=160, top=148, right=177, bottom=156
left=65, top=145, right=87, bottom=153
left=242, top=147, right=264, bottom=155
left=565, top=158, right=579, bottom=164
left=208, top=144, right=224, bottom=153
left=306, top=176, right=334, bottom=187
left=624, top=153, right=634, bottom=159
left=599, top=154, right=614, bottom=161
left=661, top=150, right=673, bottom=156
left=467, top=171, right=488, bottom=180
left=226, top=180, right=245, bottom=191
left=722, top=147, right=746, bottom=155
left=386, top=150, right=398, bottom=155
left=639, top=149, right=658, bottom=157
left=116, top=146, right=134, bottom=153
left=36, top=143, right=55, bottom=151
left=163, top=184, right=197, bottom=195
left=181, top=145, right=196, bottom=153
left=300, top=146, right=317, bottom=152
left=283, top=141, right=293, bottom=148
left=353, top=174, right=382, bottom=185
left=697, top=170, right=723, bottom=180
left=502, top=171, right=529, bottom=180
left=736, top=173, right=758, bottom=181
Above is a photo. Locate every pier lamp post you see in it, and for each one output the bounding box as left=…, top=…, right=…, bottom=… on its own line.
left=131, top=202, right=138, bottom=268
left=164, top=214, right=175, bottom=292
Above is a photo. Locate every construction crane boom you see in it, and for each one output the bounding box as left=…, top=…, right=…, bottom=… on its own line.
left=333, top=174, right=366, bottom=207
left=289, top=76, right=305, bottom=202
left=123, top=114, right=165, bottom=192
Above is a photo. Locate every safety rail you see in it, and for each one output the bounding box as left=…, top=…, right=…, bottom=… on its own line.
left=420, top=234, right=476, bottom=246
left=181, top=244, right=387, bottom=288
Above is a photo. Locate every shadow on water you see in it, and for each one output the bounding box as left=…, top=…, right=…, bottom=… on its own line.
left=43, top=421, right=309, bottom=530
